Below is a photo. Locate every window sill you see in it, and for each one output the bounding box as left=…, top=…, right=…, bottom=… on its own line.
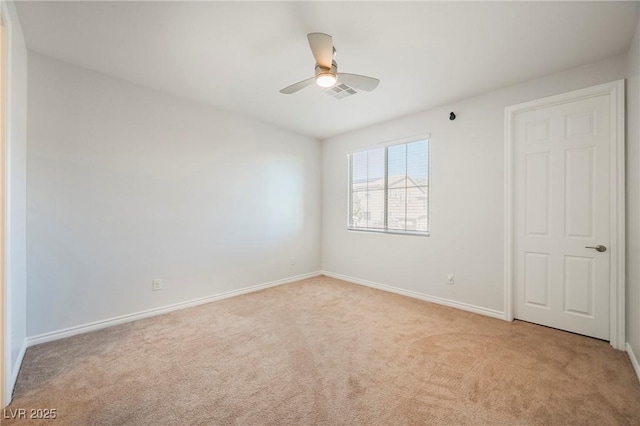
left=347, top=228, right=430, bottom=237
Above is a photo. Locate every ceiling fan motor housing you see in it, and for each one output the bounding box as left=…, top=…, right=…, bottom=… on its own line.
left=315, top=60, right=338, bottom=78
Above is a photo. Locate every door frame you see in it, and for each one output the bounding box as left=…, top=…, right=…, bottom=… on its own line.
left=504, top=80, right=626, bottom=350
left=0, top=7, right=5, bottom=407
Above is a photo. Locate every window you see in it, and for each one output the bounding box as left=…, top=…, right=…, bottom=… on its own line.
left=348, top=137, right=429, bottom=235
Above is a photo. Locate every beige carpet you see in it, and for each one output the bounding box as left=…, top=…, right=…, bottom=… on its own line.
left=5, top=276, right=640, bottom=425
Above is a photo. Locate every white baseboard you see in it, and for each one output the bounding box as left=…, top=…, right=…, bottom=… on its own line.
left=27, top=271, right=322, bottom=347
left=626, top=343, right=640, bottom=383
left=321, top=270, right=505, bottom=320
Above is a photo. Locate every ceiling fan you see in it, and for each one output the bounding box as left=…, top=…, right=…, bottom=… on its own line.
left=280, top=33, right=380, bottom=95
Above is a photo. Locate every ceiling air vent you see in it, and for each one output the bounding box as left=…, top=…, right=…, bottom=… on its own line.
left=324, top=83, right=358, bottom=100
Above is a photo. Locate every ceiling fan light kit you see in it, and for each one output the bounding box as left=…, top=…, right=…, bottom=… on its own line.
left=315, top=61, right=338, bottom=87
left=316, top=73, right=337, bottom=88
left=280, top=32, right=379, bottom=96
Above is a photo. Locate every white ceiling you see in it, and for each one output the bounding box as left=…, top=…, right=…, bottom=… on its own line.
left=16, top=1, right=640, bottom=140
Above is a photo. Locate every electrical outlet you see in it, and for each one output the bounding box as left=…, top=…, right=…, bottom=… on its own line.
left=446, top=274, right=455, bottom=285
left=289, top=257, right=295, bottom=266
left=152, top=279, right=163, bottom=291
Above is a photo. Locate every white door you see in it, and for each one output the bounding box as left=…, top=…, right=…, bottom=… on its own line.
left=513, top=93, right=611, bottom=340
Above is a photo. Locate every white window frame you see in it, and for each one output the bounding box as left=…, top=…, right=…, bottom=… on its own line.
left=347, top=134, right=431, bottom=236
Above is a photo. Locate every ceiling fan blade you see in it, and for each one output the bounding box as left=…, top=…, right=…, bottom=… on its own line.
left=279, top=77, right=316, bottom=94
left=337, top=73, right=380, bottom=92
left=307, top=33, right=333, bottom=69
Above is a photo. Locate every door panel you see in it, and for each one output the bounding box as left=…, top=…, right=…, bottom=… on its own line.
left=563, top=255, right=594, bottom=317
left=565, top=147, right=595, bottom=238
left=525, top=153, right=550, bottom=236
left=524, top=252, right=550, bottom=308
left=514, top=94, right=610, bottom=340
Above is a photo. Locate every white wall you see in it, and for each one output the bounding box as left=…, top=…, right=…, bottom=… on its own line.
left=322, top=55, right=627, bottom=314
left=2, top=0, right=27, bottom=404
left=626, top=16, right=640, bottom=363
left=27, top=53, right=321, bottom=337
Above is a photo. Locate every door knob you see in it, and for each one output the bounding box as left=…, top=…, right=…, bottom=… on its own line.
left=585, top=245, right=607, bottom=252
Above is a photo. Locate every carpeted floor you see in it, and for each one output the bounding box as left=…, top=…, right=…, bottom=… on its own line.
left=5, top=275, right=640, bottom=425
